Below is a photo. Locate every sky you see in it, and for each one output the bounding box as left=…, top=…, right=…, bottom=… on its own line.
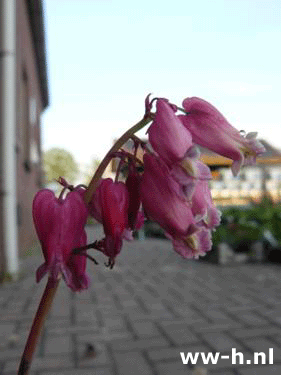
left=42, top=0, right=281, bottom=166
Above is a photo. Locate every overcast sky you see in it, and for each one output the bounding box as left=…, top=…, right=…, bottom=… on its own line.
left=42, top=0, right=281, bottom=166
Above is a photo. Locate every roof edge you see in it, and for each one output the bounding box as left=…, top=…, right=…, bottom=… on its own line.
left=26, top=0, right=49, bottom=109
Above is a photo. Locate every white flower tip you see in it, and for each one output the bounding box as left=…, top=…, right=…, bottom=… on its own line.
left=231, top=158, right=243, bottom=176
left=246, top=132, right=258, bottom=139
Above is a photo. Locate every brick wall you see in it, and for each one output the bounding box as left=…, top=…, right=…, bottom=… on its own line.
left=16, top=0, right=45, bottom=257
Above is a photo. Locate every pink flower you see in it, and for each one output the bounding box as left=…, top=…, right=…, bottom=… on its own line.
left=148, top=99, right=193, bottom=166
left=170, top=145, right=212, bottom=200
left=125, top=163, right=144, bottom=230
left=179, top=97, right=265, bottom=175
left=33, top=189, right=90, bottom=291
left=140, top=153, right=213, bottom=258
left=167, top=228, right=212, bottom=259
left=89, top=178, right=129, bottom=262
left=191, top=180, right=221, bottom=229
left=140, top=154, right=194, bottom=236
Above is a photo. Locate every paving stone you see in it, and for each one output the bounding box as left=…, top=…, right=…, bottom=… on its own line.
left=160, top=325, right=200, bottom=346
left=156, top=361, right=193, bottom=375
left=0, top=348, right=24, bottom=361
left=231, top=326, right=280, bottom=339
left=76, top=309, right=97, bottom=323
left=271, top=334, right=281, bottom=346
left=44, top=318, right=71, bottom=330
left=147, top=344, right=210, bottom=362
left=131, top=321, right=160, bottom=337
left=44, top=335, right=72, bottom=355
left=192, top=322, right=243, bottom=333
left=50, top=303, right=71, bottom=318
left=41, top=369, right=113, bottom=375
left=237, top=365, right=281, bottom=375
left=235, top=311, right=268, bottom=326
left=47, top=324, right=98, bottom=336
left=128, top=313, right=154, bottom=321
left=111, top=337, right=168, bottom=351
left=77, top=341, right=110, bottom=367
left=204, top=309, right=233, bottom=321
left=2, top=368, right=37, bottom=375
left=0, top=323, right=16, bottom=345
left=103, top=316, right=125, bottom=330
left=3, top=225, right=281, bottom=375
left=113, top=351, right=153, bottom=375
left=0, top=312, right=21, bottom=322
left=243, top=337, right=281, bottom=361
left=201, top=332, right=243, bottom=352
left=148, top=310, right=173, bottom=319
left=78, top=329, right=133, bottom=342
left=3, top=355, right=73, bottom=373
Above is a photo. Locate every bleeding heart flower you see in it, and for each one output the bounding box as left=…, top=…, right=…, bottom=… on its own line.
left=170, top=145, right=212, bottom=200
left=167, top=227, right=212, bottom=259
left=140, top=153, right=214, bottom=258
left=89, top=178, right=129, bottom=264
left=147, top=99, right=193, bottom=166
left=33, top=189, right=90, bottom=291
left=140, top=154, right=195, bottom=237
left=191, top=180, right=221, bottom=229
left=125, top=163, right=144, bottom=230
left=179, top=97, right=265, bottom=176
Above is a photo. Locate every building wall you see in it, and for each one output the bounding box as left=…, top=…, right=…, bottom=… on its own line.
left=16, top=0, right=44, bottom=257
left=210, top=165, right=281, bottom=205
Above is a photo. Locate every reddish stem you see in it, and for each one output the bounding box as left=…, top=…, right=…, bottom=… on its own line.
left=18, top=277, right=60, bottom=375
left=84, top=115, right=152, bottom=203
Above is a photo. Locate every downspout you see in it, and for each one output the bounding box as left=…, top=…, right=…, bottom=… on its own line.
left=0, top=0, right=19, bottom=278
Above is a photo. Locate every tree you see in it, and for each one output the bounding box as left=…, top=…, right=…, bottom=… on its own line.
left=43, top=148, right=79, bottom=184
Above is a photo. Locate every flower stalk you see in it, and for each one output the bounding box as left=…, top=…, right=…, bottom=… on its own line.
left=84, top=115, right=152, bottom=203
left=18, top=277, right=60, bottom=375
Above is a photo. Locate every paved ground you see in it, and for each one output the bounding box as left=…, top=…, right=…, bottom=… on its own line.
left=1, top=225, right=281, bottom=375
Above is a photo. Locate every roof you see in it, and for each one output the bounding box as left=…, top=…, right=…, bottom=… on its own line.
left=199, top=140, right=281, bottom=167
left=25, top=0, right=49, bottom=108
left=113, top=138, right=281, bottom=171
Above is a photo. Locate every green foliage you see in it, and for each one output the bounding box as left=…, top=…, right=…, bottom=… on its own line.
left=0, top=272, right=13, bottom=283
left=143, top=221, right=167, bottom=239
left=43, top=148, right=79, bottom=184
left=213, top=198, right=281, bottom=250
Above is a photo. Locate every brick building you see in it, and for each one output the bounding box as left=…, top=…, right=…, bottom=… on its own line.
left=0, top=0, right=48, bottom=278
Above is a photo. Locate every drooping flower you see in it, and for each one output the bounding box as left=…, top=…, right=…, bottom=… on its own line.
left=140, top=153, right=213, bottom=258
left=179, top=97, right=265, bottom=176
left=65, top=231, right=90, bottom=291
left=167, top=227, right=212, bottom=259
left=140, top=153, right=195, bottom=236
left=33, top=189, right=90, bottom=291
left=191, top=179, right=221, bottom=229
left=125, top=163, right=144, bottom=230
left=89, top=178, right=129, bottom=264
left=169, top=145, right=212, bottom=200
left=147, top=98, right=193, bottom=166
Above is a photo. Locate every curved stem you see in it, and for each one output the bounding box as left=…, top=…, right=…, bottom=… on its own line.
left=18, top=277, right=60, bottom=375
left=84, top=115, right=152, bottom=203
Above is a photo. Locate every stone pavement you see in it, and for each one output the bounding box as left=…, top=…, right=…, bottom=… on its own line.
left=1, top=224, right=281, bottom=375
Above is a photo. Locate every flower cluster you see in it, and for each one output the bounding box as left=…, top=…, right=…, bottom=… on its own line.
left=33, top=95, right=265, bottom=291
